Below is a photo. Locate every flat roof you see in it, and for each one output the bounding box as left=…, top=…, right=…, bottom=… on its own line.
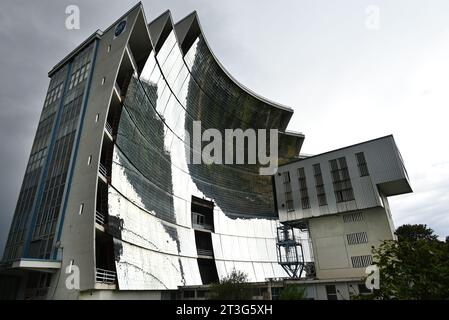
left=279, top=134, right=394, bottom=167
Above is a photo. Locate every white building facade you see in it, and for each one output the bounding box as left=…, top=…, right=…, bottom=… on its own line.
left=273, top=135, right=412, bottom=281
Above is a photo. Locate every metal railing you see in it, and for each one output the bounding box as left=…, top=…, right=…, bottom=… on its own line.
left=191, top=212, right=214, bottom=231
left=192, top=223, right=214, bottom=231
left=99, top=163, right=108, bottom=178
left=95, top=268, right=116, bottom=284
left=114, top=82, right=122, bottom=99
left=197, top=248, right=214, bottom=257
left=95, top=211, right=105, bottom=225
left=105, top=122, right=113, bottom=137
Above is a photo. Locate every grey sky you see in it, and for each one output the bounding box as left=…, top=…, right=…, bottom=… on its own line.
left=1, top=0, right=448, bottom=255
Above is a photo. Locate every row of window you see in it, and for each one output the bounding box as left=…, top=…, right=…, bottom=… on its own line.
left=43, top=82, right=63, bottom=107
left=282, top=152, right=370, bottom=210
left=325, top=283, right=371, bottom=300
left=68, top=61, right=91, bottom=90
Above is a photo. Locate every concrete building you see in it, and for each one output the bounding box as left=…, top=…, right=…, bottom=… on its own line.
left=272, top=135, right=412, bottom=297
left=0, top=3, right=303, bottom=299
left=0, top=3, right=412, bottom=300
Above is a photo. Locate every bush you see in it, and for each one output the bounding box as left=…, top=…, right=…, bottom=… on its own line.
left=209, top=269, right=253, bottom=300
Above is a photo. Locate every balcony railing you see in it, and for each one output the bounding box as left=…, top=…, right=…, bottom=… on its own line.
left=114, top=82, right=122, bottom=101
left=197, top=248, right=214, bottom=257
left=191, top=212, right=213, bottom=231
left=95, top=211, right=105, bottom=225
left=105, top=122, right=113, bottom=137
left=192, top=223, right=214, bottom=231
left=99, top=163, right=108, bottom=178
left=95, top=268, right=116, bottom=284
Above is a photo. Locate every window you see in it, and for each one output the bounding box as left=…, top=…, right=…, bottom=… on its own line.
left=347, top=232, right=368, bottom=245
left=101, top=77, right=106, bottom=85
left=107, top=44, right=112, bottom=52
left=356, top=152, right=369, bottom=177
left=358, top=283, right=371, bottom=295
left=68, top=61, right=91, bottom=90
left=95, top=113, right=100, bottom=123
left=325, top=285, right=338, bottom=300
left=183, top=290, right=195, bottom=299
left=87, top=155, right=92, bottom=165
left=329, top=157, right=354, bottom=203
left=271, top=287, right=281, bottom=300
left=351, top=255, right=373, bottom=268
left=343, top=212, right=363, bottom=223
left=78, top=203, right=84, bottom=215
left=297, top=168, right=310, bottom=209
left=313, top=163, right=327, bottom=206
left=193, top=212, right=205, bottom=226
left=282, top=172, right=294, bottom=211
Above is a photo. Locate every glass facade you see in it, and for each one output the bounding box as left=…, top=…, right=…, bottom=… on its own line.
left=107, top=23, right=303, bottom=289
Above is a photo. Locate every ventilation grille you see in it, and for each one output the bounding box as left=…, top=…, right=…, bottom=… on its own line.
left=343, top=212, right=363, bottom=223
left=351, top=255, right=372, bottom=268
left=347, top=232, right=368, bottom=245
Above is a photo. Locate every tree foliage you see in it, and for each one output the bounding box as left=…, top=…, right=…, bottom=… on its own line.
left=395, top=224, right=439, bottom=242
left=364, top=224, right=449, bottom=300
left=279, top=284, right=307, bottom=300
left=209, top=269, right=253, bottom=300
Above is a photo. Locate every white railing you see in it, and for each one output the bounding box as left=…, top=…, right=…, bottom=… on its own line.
left=114, top=82, right=122, bottom=99
left=192, top=223, right=214, bottom=231
left=95, top=268, right=116, bottom=284
left=99, top=163, right=108, bottom=178
left=95, top=211, right=105, bottom=225
left=197, top=248, right=214, bottom=257
left=105, top=122, right=113, bottom=137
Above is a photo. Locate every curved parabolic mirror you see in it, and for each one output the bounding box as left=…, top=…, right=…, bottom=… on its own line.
left=176, top=14, right=304, bottom=219
left=109, top=10, right=304, bottom=289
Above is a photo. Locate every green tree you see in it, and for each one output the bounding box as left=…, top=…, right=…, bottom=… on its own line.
left=279, top=284, right=307, bottom=300
left=395, top=224, right=438, bottom=242
left=362, top=224, right=449, bottom=300
left=209, top=269, right=253, bottom=300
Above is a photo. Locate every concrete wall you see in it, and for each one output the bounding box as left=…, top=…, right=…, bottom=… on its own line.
left=308, top=207, right=394, bottom=279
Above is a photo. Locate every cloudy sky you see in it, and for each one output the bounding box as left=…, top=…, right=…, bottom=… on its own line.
left=0, top=0, right=448, bottom=255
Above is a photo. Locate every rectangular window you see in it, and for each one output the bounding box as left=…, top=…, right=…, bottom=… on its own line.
left=329, top=157, right=354, bottom=203
left=343, top=212, right=363, bottom=223
left=282, top=172, right=294, bottom=211
left=313, top=163, right=327, bottom=206
left=347, top=232, right=368, bottom=245
left=78, top=203, right=84, bottom=215
left=356, top=152, right=369, bottom=177
left=358, top=283, right=371, bottom=295
left=351, top=255, right=373, bottom=268
left=297, top=168, right=310, bottom=209
left=325, top=285, right=338, bottom=300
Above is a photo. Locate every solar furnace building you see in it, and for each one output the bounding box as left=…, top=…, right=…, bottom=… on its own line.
left=0, top=3, right=305, bottom=299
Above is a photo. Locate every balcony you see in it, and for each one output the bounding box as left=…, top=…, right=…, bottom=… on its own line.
left=191, top=212, right=213, bottom=231
left=105, top=122, right=114, bottom=140
left=99, top=163, right=110, bottom=183
left=192, top=222, right=214, bottom=232
left=197, top=248, right=214, bottom=258
left=95, top=211, right=106, bottom=232
left=95, top=268, right=116, bottom=285
left=95, top=211, right=105, bottom=225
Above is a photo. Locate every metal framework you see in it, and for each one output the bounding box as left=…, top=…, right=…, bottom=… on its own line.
left=276, top=225, right=305, bottom=278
